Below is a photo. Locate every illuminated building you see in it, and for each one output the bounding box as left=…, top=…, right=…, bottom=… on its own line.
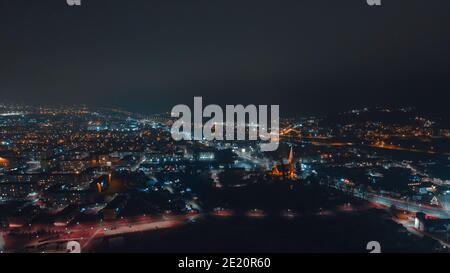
left=271, top=146, right=297, bottom=180
left=0, top=157, right=9, bottom=167
left=415, top=212, right=450, bottom=233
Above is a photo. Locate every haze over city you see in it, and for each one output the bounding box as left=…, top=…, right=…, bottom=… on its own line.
left=1, top=0, right=450, bottom=116
left=1, top=0, right=450, bottom=258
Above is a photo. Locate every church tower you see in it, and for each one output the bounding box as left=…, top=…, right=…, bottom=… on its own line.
left=287, top=146, right=296, bottom=179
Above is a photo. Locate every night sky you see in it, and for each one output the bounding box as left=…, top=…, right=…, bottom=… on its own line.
left=1, top=0, right=449, bottom=117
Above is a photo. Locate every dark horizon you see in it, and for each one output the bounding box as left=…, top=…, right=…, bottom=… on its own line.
left=1, top=0, right=450, bottom=117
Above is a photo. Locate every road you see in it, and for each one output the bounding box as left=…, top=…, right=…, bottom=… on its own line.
left=13, top=213, right=201, bottom=253
left=365, top=193, right=450, bottom=218
left=332, top=184, right=450, bottom=249
left=331, top=184, right=450, bottom=218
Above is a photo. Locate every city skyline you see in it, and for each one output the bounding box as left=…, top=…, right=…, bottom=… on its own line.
left=1, top=102, right=449, bottom=253
left=1, top=0, right=450, bottom=257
